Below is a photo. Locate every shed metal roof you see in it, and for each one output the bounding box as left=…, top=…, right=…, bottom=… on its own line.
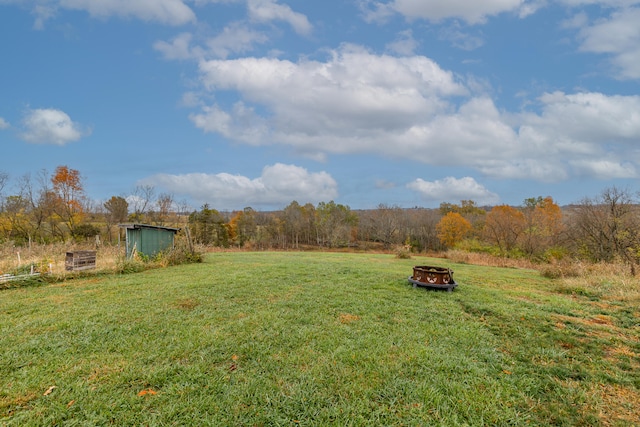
left=118, top=223, right=180, bottom=233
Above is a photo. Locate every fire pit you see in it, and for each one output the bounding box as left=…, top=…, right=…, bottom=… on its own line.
left=408, top=265, right=457, bottom=292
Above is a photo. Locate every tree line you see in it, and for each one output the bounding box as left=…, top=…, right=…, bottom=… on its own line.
left=2, top=166, right=640, bottom=273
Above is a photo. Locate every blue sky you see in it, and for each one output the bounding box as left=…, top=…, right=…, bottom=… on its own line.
left=1, top=0, right=639, bottom=211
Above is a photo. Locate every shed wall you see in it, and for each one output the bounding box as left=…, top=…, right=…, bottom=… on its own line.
left=126, top=227, right=176, bottom=258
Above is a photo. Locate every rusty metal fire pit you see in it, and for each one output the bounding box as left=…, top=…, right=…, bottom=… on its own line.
left=408, top=265, right=457, bottom=292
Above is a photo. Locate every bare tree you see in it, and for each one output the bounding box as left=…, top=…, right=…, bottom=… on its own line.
left=153, top=193, right=174, bottom=226
left=569, top=187, right=640, bottom=274
left=359, top=204, right=406, bottom=249
left=128, top=185, right=155, bottom=222
left=0, top=171, right=8, bottom=211
left=405, top=208, right=442, bottom=252
left=18, top=170, right=53, bottom=243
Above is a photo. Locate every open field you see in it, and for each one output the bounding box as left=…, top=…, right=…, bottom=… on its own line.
left=1, top=252, right=639, bottom=426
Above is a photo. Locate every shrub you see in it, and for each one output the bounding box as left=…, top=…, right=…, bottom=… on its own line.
left=162, top=246, right=204, bottom=266
left=394, top=244, right=412, bottom=259
left=539, top=261, right=581, bottom=279
left=114, top=257, right=146, bottom=274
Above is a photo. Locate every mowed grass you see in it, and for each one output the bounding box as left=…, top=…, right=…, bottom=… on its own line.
left=1, top=252, right=639, bottom=426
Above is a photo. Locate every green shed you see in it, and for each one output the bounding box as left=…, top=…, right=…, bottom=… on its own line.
left=119, top=223, right=180, bottom=259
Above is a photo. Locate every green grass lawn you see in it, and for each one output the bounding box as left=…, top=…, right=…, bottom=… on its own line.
left=1, top=252, right=639, bottom=426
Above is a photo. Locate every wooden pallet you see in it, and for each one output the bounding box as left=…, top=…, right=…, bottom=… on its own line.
left=65, top=251, right=97, bottom=271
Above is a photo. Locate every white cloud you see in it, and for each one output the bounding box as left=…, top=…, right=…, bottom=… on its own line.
left=386, top=30, right=419, bottom=55
left=189, top=102, right=270, bottom=145
left=140, top=163, right=338, bottom=209
left=195, top=44, right=466, bottom=141
left=247, top=0, right=312, bottom=35
left=20, top=108, right=90, bottom=145
left=32, top=4, right=57, bottom=29
left=525, top=91, right=640, bottom=142
left=569, top=158, right=637, bottom=178
left=0, top=117, right=9, bottom=129
left=407, top=177, right=500, bottom=205
left=576, top=7, right=640, bottom=79
left=375, top=179, right=397, bottom=189
left=154, top=25, right=271, bottom=61
left=205, top=22, right=269, bottom=58
left=154, top=33, right=200, bottom=60
left=60, top=0, right=196, bottom=25
left=9, top=0, right=196, bottom=27
left=517, top=0, right=546, bottom=18
left=438, top=24, right=485, bottom=50
left=366, top=0, right=531, bottom=24
left=511, top=91, right=640, bottom=179
left=559, top=0, right=640, bottom=7
left=561, top=11, right=589, bottom=30
left=189, top=44, right=640, bottom=182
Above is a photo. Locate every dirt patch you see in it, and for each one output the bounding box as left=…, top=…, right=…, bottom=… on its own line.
left=596, top=384, right=640, bottom=426
left=174, top=298, right=200, bottom=311
left=589, top=314, right=614, bottom=325
left=0, top=392, right=39, bottom=417
left=589, top=301, right=616, bottom=311
left=553, top=314, right=617, bottom=329
left=338, top=313, right=361, bottom=324
left=603, top=345, right=640, bottom=369
left=552, top=314, right=631, bottom=343
left=606, top=345, right=637, bottom=359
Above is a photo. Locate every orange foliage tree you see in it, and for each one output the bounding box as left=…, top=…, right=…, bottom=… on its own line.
left=228, top=207, right=257, bottom=247
left=483, top=205, right=525, bottom=253
left=51, top=165, right=85, bottom=238
left=436, top=212, right=472, bottom=248
left=521, top=196, right=564, bottom=256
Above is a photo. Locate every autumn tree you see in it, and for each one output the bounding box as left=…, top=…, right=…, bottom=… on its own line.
left=281, top=201, right=305, bottom=249
left=483, top=205, right=525, bottom=253
left=188, top=204, right=229, bottom=246
left=436, top=212, right=472, bottom=248
left=228, top=207, right=257, bottom=247
left=299, top=203, right=317, bottom=246
left=51, top=166, right=86, bottom=239
left=1, top=195, right=29, bottom=241
left=440, top=200, right=485, bottom=217
left=521, top=196, right=564, bottom=257
left=104, top=196, right=128, bottom=223
left=104, top=196, right=129, bottom=242
left=14, top=170, right=55, bottom=243
left=315, top=201, right=358, bottom=247
left=0, top=171, right=53, bottom=243
left=439, top=199, right=486, bottom=233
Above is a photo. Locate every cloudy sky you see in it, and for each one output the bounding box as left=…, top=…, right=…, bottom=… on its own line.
left=1, top=0, right=639, bottom=210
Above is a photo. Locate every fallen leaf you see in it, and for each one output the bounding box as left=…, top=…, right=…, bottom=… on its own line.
left=67, top=400, right=76, bottom=408
left=137, top=388, right=157, bottom=397
left=503, top=370, right=512, bottom=375
left=229, top=363, right=238, bottom=372
left=231, top=354, right=239, bottom=361
left=43, top=386, right=57, bottom=396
